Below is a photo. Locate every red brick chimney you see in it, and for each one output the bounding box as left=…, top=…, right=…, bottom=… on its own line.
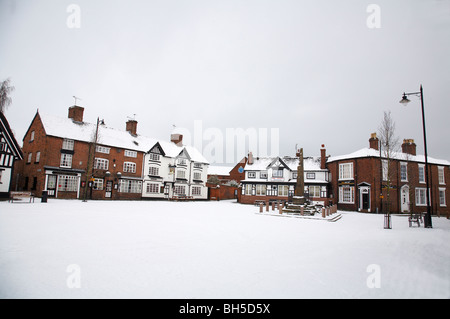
left=320, top=144, right=326, bottom=169
left=68, top=106, right=84, bottom=122
left=369, top=133, right=379, bottom=150
left=126, top=120, right=138, bottom=136
left=402, top=139, right=417, bottom=156
left=247, top=152, right=254, bottom=165
left=171, top=133, right=183, bottom=146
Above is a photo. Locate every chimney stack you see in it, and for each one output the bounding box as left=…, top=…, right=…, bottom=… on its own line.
left=247, top=152, right=254, bottom=165
left=369, top=133, right=379, bottom=150
left=320, top=144, right=326, bottom=170
left=126, top=120, right=138, bottom=136
left=68, top=105, right=84, bottom=123
left=171, top=133, right=183, bottom=146
left=402, top=139, right=417, bottom=156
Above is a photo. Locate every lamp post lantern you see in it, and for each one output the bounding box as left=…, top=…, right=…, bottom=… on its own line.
left=400, top=85, right=432, bottom=228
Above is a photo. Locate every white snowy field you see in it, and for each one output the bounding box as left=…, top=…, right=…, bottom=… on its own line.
left=0, top=200, right=449, bottom=299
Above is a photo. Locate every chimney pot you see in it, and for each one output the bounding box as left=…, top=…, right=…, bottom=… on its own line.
left=369, top=133, right=379, bottom=151
left=402, top=139, right=416, bottom=156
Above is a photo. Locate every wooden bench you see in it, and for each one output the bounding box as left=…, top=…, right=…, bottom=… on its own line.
left=409, top=213, right=423, bottom=227
left=171, top=196, right=194, bottom=201
left=9, top=192, right=35, bottom=203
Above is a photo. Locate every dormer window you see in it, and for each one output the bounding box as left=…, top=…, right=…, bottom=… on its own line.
left=273, top=169, right=283, bottom=178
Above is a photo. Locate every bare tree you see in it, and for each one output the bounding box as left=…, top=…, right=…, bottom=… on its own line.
left=378, top=111, right=400, bottom=218
left=0, top=78, right=15, bottom=113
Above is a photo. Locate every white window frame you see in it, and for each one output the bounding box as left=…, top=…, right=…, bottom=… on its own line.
left=94, top=158, right=109, bottom=170
left=438, top=166, right=445, bottom=185
left=35, top=151, right=41, bottom=163
left=93, top=178, right=104, bottom=190
left=30, top=131, right=35, bottom=142
left=124, top=150, right=137, bottom=158
left=60, top=153, right=73, bottom=168
left=146, top=183, right=160, bottom=194
left=62, top=139, right=74, bottom=151
left=27, top=153, right=32, bottom=163
left=306, top=172, right=316, bottom=180
left=58, top=175, right=78, bottom=192
left=400, top=162, right=408, bottom=182
left=309, top=185, right=321, bottom=197
left=123, top=162, right=136, bottom=173
left=96, top=145, right=110, bottom=154
left=244, top=184, right=252, bottom=195
left=119, top=179, right=142, bottom=193
left=174, top=185, right=186, bottom=196
left=177, top=170, right=186, bottom=179
left=148, top=166, right=159, bottom=176
left=279, top=185, right=289, bottom=197
left=418, top=164, right=425, bottom=183
left=272, top=169, right=283, bottom=178
left=256, top=184, right=266, bottom=196
left=439, top=188, right=446, bottom=207
left=415, top=188, right=428, bottom=206
left=194, top=172, right=202, bottom=180
left=339, top=163, right=353, bottom=181
left=192, top=186, right=202, bottom=196
left=248, top=172, right=256, bottom=179
left=149, top=153, right=160, bottom=162
left=339, top=186, right=355, bottom=204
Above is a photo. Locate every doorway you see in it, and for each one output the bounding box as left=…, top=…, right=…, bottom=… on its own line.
left=401, top=185, right=410, bottom=213
left=359, top=185, right=371, bottom=211
left=47, top=175, right=57, bottom=197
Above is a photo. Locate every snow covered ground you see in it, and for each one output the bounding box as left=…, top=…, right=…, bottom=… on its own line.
left=0, top=199, right=449, bottom=299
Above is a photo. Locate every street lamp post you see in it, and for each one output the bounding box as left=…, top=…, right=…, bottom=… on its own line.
left=400, top=85, right=432, bottom=228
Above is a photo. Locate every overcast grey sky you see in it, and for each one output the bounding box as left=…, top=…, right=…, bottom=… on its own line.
left=1, top=0, right=449, bottom=164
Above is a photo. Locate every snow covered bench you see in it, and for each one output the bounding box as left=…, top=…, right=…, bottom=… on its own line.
left=409, top=213, right=423, bottom=227
left=9, top=192, right=35, bottom=203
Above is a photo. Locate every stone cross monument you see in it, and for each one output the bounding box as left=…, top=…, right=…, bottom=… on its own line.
left=294, top=148, right=305, bottom=205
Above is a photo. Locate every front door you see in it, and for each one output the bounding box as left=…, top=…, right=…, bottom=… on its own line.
left=105, top=181, right=113, bottom=198
left=359, top=186, right=370, bottom=211
left=401, top=185, right=410, bottom=213
left=47, top=175, right=57, bottom=197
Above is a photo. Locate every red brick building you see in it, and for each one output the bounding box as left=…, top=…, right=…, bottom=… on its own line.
left=13, top=106, right=154, bottom=200
left=327, top=133, right=450, bottom=216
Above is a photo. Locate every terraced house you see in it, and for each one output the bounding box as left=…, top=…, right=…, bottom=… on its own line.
left=13, top=105, right=209, bottom=200
left=327, top=133, right=450, bottom=216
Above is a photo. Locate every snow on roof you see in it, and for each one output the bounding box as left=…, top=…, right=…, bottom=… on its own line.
left=208, top=165, right=232, bottom=176
left=244, top=156, right=325, bottom=171
left=327, top=147, right=450, bottom=166
left=38, top=112, right=208, bottom=163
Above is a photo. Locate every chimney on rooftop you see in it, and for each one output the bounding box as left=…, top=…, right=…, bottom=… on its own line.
left=402, top=139, right=417, bottom=156
left=171, top=133, right=183, bottom=146
left=247, top=152, right=254, bottom=165
left=369, top=133, right=379, bottom=150
left=68, top=105, right=84, bottom=123
left=126, top=120, right=138, bottom=136
left=320, top=144, right=326, bottom=170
